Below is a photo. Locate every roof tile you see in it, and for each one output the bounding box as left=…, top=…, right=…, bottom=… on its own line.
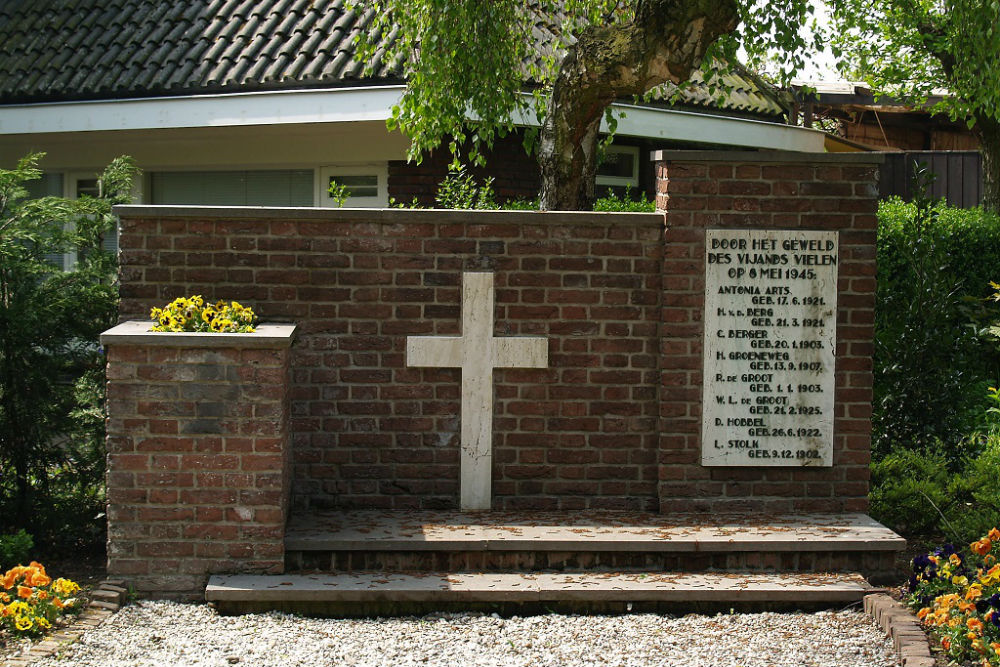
left=0, top=0, right=785, bottom=117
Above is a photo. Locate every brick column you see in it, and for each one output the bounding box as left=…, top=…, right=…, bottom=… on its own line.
left=654, top=150, right=881, bottom=514
left=100, top=321, right=296, bottom=598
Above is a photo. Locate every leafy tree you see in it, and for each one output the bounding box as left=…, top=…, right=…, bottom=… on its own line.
left=352, top=0, right=818, bottom=210
left=0, top=153, right=136, bottom=546
left=829, top=0, right=1000, bottom=213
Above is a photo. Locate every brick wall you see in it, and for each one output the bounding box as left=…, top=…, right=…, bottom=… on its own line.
left=388, top=134, right=542, bottom=206
left=102, top=331, right=293, bottom=597
left=117, top=209, right=665, bottom=512
left=111, top=149, right=880, bottom=517
left=654, top=150, right=881, bottom=514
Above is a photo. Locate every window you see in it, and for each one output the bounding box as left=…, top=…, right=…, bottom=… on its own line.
left=149, top=170, right=314, bottom=207
left=24, top=173, right=67, bottom=269
left=320, top=165, right=388, bottom=207
left=595, top=145, right=640, bottom=198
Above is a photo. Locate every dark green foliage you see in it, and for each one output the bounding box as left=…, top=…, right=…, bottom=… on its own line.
left=0, top=153, right=136, bottom=552
left=592, top=187, right=656, bottom=212
left=435, top=165, right=500, bottom=210
left=871, top=436, right=1000, bottom=544
left=873, top=195, right=1000, bottom=460
left=0, top=530, right=34, bottom=569
left=870, top=447, right=953, bottom=537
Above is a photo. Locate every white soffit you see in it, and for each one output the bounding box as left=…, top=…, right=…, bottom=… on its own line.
left=0, top=85, right=825, bottom=152
left=0, top=86, right=406, bottom=134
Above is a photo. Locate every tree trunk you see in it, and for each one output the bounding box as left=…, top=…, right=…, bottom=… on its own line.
left=538, top=0, right=739, bottom=210
left=976, top=115, right=1000, bottom=214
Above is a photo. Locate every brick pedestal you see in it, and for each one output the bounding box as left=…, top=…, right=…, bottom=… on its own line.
left=653, top=150, right=881, bottom=514
left=100, top=321, right=296, bottom=598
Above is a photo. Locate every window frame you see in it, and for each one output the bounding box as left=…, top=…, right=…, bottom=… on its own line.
left=595, top=145, right=641, bottom=191
left=318, top=164, right=389, bottom=208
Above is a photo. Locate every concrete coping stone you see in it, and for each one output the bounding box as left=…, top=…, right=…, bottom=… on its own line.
left=100, top=320, right=297, bottom=349
left=286, top=510, right=906, bottom=553
left=650, top=149, right=886, bottom=165
left=207, top=571, right=875, bottom=604
left=112, top=205, right=666, bottom=226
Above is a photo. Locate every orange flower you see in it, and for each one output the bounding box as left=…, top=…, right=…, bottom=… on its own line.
left=17, top=585, right=32, bottom=599
left=968, top=618, right=985, bottom=633
left=942, top=637, right=952, bottom=650
left=951, top=553, right=963, bottom=566
left=2, top=566, right=23, bottom=590
left=28, top=571, right=50, bottom=587
left=0, top=592, right=8, bottom=603
left=53, top=597, right=64, bottom=609
left=989, top=528, right=1000, bottom=542
left=991, top=641, right=1000, bottom=652
left=917, top=607, right=932, bottom=620
left=973, top=538, right=993, bottom=556
left=36, top=590, right=48, bottom=600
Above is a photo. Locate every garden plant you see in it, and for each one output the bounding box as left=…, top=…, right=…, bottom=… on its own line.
left=909, top=528, right=1000, bottom=666
left=0, top=152, right=136, bottom=553
left=150, top=296, right=257, bottom=333
left=0, top=562, right=82, bottom=638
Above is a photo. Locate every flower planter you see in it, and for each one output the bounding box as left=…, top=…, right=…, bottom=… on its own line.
left=99, top=321, right=296, bottom=598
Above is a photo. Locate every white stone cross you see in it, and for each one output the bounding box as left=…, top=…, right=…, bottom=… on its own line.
left=406, top=272, right=548, bottom=510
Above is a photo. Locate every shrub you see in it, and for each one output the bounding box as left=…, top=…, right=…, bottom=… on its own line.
left=874, top=196, right=1000, bottom=458
left=592, top=187, right=656, bottom=212
left=0, top=562, right=82, bottom=637
left=0, top=531, right=33, bottom=571
left=0, top=152, right=137, bottom=551
left=435, top=164, right=499, bottom=210
left=949, top=433, right=1000, bottom=542
left=870, top=447, right=953, bottom=536
left=871, top=382, right=1000, bottom=544
left=907, top=528, right=1000, bottom=666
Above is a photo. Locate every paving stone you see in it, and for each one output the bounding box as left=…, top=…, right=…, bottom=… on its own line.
left=286, top=510, right=906, bottom=553
left=207, top=571, right=875, bottom=605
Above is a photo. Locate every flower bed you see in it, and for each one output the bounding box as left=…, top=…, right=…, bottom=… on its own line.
left=1, top=562, right=82, bottom=637
left=908, top=528, right=1000, bottom=665
left=149, top=295, right=256, bottom=333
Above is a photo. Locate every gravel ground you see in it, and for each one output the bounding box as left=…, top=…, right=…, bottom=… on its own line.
left=27, top=601, right=900, bottom=667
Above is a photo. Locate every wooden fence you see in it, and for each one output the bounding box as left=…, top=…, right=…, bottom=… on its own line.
left=879, top=150, right=982, bottom=208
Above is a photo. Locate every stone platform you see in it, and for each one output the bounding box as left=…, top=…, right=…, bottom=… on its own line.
left=206, top=511, right=904, bottom=616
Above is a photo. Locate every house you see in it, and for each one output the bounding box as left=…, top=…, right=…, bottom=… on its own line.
left=790, top=81, right=978, bottom=152
left=0, top=0, right=830, bottom=256
left=789, top=80, right=983, bottom=206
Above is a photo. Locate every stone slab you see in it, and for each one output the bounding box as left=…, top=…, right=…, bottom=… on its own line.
left=113, top=205, right=665, bottom=226
left=100, top=320, right=297, bottom=348
left=285, top=510, right=905, bottom=553
left=207, top=571, right=874, bottom=604
left=651, top=150, right=885, bottom=164
left=701, top=229, right=838, bottom=467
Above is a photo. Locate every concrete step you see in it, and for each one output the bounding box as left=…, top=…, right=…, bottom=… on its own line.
left=207, top=571, right=879, bottom=616
left=284, top=510, right=905, bottom=581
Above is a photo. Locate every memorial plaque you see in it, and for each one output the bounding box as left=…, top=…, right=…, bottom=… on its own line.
left=702, top=229, right=838, bottom=467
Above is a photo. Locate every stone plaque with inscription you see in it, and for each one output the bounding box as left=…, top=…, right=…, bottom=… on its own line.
left=702, top=229, right=838, bottom=467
